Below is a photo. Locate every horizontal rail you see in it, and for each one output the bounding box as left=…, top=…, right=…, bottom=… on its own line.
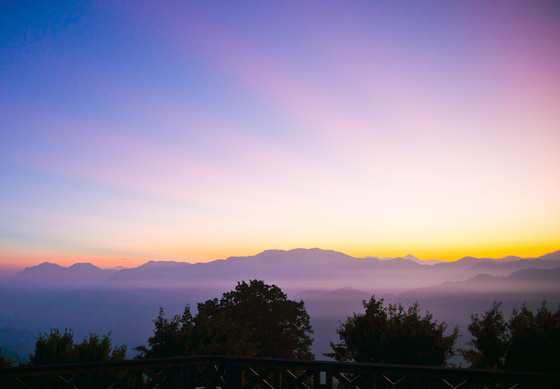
left=2, top=355, right=559, bottom=388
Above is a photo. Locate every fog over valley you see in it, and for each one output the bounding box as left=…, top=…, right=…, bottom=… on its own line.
left=1, top=248, right=558, bottom=363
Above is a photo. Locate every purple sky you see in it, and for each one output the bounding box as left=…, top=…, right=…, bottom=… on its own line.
left=1, top=1, right=559, bottom=270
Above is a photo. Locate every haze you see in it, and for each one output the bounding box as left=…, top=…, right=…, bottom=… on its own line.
left=1, top=248, right=559, bottom=361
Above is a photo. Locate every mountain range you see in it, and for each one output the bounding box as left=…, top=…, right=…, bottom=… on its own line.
left=7, top=248, right=560, bottom=294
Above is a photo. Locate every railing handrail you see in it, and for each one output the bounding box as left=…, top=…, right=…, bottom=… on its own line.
left=1, top=354, right=559, bottom=380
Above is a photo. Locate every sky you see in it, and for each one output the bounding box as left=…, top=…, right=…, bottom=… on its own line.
left=1, top=1, right=559, bottom=271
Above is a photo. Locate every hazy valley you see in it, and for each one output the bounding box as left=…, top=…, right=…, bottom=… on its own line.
left=1, top=248, right=559, bottom=362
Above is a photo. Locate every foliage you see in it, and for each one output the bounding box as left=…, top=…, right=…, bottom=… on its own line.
left=74, top=332, right=127, bottom=363
left=0, top=346, right=12, bottom=367
left=137, top=280, right=314, bottom=359
left=135, top=306, right=195, bottom=358
left=465, top=301, right=560, bottom=372
left=462, top=302, right=508, bottom=369
left=505, top=302, right=560, bottom=372
left=327, top=296, right=458, bottom=366
left=29, top=329, right=126, bottom=365
left=30, top=329, right=75, bottom=365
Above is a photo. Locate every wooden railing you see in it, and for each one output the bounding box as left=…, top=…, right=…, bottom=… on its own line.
left=1, top=355, right=559, bottom=388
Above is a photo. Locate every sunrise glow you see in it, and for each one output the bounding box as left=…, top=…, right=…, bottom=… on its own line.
left=1, top=1, right=559, bottom=271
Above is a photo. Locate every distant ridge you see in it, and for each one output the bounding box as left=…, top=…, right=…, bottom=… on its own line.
left=13, top=261, right=114, bottom=286
left=136, top=260, right=191, bottom=269
left=538, top=250, right=560, bottom=261
left=6, top=248, right=560, bottom=293
left=400, top=266, right=560, bottom=297
left=402, top=254, right=444, bottom=265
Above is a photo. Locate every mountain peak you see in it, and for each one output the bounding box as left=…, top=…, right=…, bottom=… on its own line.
left=34, top=262, right=63, bottom=269
left=253, top=248, right=350, bottom=261
left=138, top=260, right=190, bottom=269
left=15, top=262, right=64, bottom=275
left=258, top=248, right=339, bottom=255
left=401, top=254, right=444, bottom=265
left=69, top=263, right=101, bottom=270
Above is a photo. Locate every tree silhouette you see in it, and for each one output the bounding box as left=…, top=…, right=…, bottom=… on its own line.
left=137, top=280, right=314, bottom=359
left=327, top=296, right=458, bottom=366
left=30, top=329, right=75, bottom=365
left=465, top=301, right=560, bottom=372
left=462, top=302, right=508, bottom=369
left=0, top=346, right=12, bottom=367
left=30, top=329, right=126, bottom=365
left=505, top=302, right=560, bottom=372
left=135, top=306, right=195, bottom=358
left=74, top=333, right=127, bottom=363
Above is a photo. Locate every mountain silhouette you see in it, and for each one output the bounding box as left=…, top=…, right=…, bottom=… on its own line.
left=13, top=262, right=114, bottom=286
left=537, top=250, right=560, bottom=261
left=8, top=248, right=560, bottom=293
left=400, top=266, right=560, bottom=297
left=403, top=254, right=444, bottom=265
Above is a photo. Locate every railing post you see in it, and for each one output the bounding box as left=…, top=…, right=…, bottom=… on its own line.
left=180, top=360, right=190, bottom=389
left=313, top=370, right=322, bottom=389
left=84, top=370, right=93, bottom=389
left=227, top=361, right=243, bottom=389
left=326, top=370, right=333, bottom=388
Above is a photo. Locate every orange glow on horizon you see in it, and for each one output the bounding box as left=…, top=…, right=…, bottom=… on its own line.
left=1, top=242, right=558, bottom=274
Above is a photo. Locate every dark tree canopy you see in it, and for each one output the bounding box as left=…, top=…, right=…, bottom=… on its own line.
left=463, top=302, right=508, bottom=369
left=137, top=280, right=314, bottom=360
left=0, top=346, right=12, bottom=367
left=465, top=301, right=560, bottom=372
left=29, top=329, right=127, bottom=365
left=506, top=302, right=560, bottom=372
left=135, top=307, right=195, bottom=358
left=327, top=296, right=458, bottom=366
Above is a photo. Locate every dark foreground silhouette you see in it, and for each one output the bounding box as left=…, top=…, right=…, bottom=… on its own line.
left=2, top=355, right=560, bottom=388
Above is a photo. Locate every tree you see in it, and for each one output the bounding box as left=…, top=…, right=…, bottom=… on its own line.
left=30, top=329, right=126, bottom=365
left=462, top=302, right=508, bottom=369
left=0, top=346, right=12, bottom=367
left=30, top=329, right=76, bottom=365
left=464, top=301, right=560, bottom=372
left=327, top=296, right=458, bottom=366
left=74, top=333, right=127, bottom=363
left=135, top=306, right=195, bottom=358
left=137, top=280, right=314, bottom=359
left=505, top=302, right=560, bottom=372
